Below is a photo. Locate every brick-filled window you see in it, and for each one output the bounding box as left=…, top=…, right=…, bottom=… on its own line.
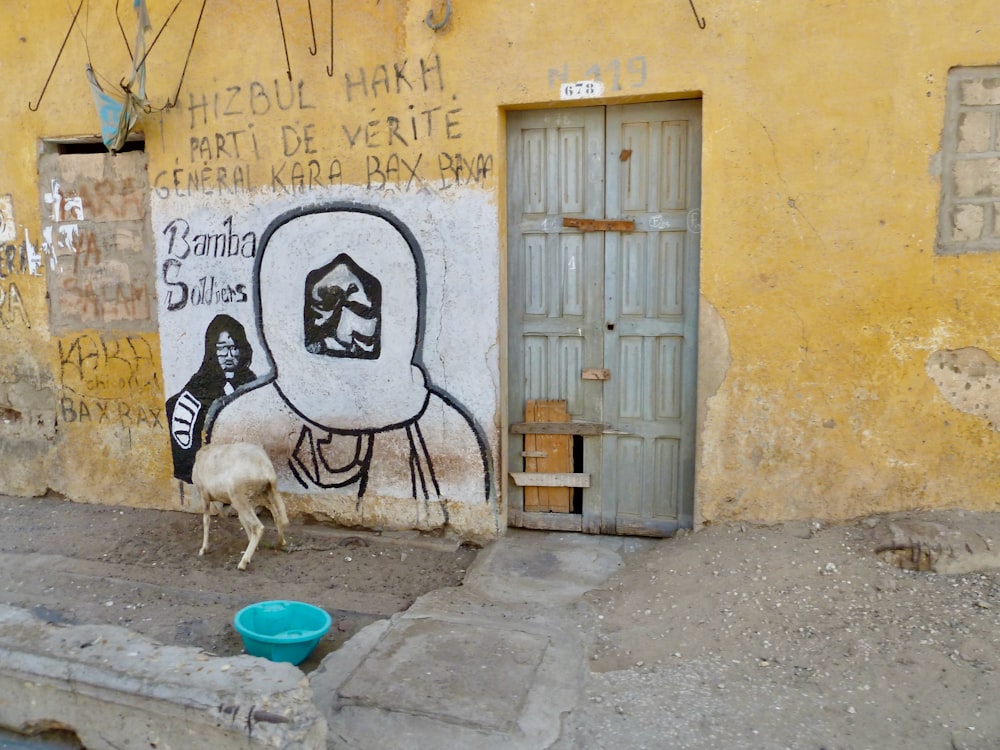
left=38, top=138, right=156, bottom=333
left=937, top=67, right=1000, bottom=254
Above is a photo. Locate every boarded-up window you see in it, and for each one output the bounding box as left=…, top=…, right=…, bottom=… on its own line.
left=937, top=67, right=1000, bottom=254
left=38, top=141, right=156, bottom=332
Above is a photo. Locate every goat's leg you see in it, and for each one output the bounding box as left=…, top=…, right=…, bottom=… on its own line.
left=269, top=486, right=289, bottom=550
left=200, top=511, right=212, bottom=556
left=235, top=504, right=265, bottom=570
left=199, top=491, right=212, bottom=556
left=274, top=512, right=287, bottom=550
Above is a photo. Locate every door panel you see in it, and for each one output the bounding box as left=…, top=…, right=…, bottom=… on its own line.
left=507, top=107, right=605, bottom=532
left=507, top=100, right=700, bottom=535
left=604, top=101, right=701, bottom=534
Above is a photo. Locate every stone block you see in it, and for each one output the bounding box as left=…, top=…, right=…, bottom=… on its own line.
left=339, top=619, right=547, bottom=732
left=957, top=110, right=993, bottom=153
left=872, top=513, right=1000, bottom=574
left=953, top=157, right=1000, bottom=198
left=0, top=605, right=327, bottom=750
left=959, top=77, right=1000, bottom=106
left=952, top=203, right=984, bottom=241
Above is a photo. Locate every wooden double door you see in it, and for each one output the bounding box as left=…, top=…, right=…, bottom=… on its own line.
left=506, top=100, right=702, bottom=535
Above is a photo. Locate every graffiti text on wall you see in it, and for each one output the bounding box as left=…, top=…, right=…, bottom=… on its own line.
left=0, top=283, right=30, bottom=329
left=155, top=55, right=494, bottom=197
left=0, top=195, right=39, bottom=329
left=160, top=216, right=256, bottom=312
left=43, top=177, right=145, bottom=224
left=44, top=226, right=152, bottom=323
left=59, top=396, right=164, bottom=429
left=57, top=333, right=164, bottom=430
left=1, top=232, right=43, bottom=279
left=0, top=194, right=42, bottom=277
left=39, top=151, right=155, bottom=333
left=548, top=57, right=649, bottom=91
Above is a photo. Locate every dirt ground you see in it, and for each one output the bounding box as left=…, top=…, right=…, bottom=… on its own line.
left=0, top=493, right=477, bottom=672
left=571, top=512, right=1000, bottom=750
left=3, top=495, right=1000, bottom=749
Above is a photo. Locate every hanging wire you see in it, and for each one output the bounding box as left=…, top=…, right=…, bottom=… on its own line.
left=275, top=0, right=293, bottom=80
left=125, top=0, right=206, bottom=110
left=28, top=0, right=85, bottom=110
left=134, top=0, right=188, bottom=73
left=688, top=0, right=706, bottom=28
left=162, top=0, right=207, bottom=108
left=99, top=0, right=207, bottom=112
left=425, top=0, right=451, bottom=30
left=115, top=0, right=132, bottom=57
left=306, top=0, right=318, bottom=55
left=81, top=0, right=97, bottom=67
left=326, top=0, right=335, bottom=76
left=73, top=0, right=120, bottom=92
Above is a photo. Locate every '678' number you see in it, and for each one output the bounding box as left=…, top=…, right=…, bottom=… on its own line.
left=560, top=81, right=603, bottom=99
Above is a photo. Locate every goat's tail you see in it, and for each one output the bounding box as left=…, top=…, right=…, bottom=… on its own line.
left=268, top=478, right=290, bottom=528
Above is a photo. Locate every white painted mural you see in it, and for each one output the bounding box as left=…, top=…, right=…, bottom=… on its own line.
left=153, top=189, right=499, bottom=529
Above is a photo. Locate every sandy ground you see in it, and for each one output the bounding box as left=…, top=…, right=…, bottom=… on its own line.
left=0, top=493, right=477, bottom=672
left=2, top=494, right=999, bottom=749
left=566, top=512, right=1000, bottom=750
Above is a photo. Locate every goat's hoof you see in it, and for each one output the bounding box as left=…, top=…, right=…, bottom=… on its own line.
left=237, top=561, right=249, bottom=570
left=198, top=549, right=207, bottom=556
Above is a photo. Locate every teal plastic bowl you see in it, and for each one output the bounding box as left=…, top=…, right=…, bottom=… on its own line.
left=233, top=600, right=332, bottom=665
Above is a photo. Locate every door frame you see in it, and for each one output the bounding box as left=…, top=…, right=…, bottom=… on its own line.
left=502, top=98, right=703, bottom=536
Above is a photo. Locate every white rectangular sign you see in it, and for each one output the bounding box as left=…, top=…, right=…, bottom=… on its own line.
left=560, top=80, right=605, bottom=100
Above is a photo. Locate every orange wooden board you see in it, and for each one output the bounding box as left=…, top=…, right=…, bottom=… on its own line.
left=523, top=400, right=572, bottom=513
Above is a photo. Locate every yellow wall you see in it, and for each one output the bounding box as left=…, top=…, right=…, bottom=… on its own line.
left=2, top=0, right=999, bottom=531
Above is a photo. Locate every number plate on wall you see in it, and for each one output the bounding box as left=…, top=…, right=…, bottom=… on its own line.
left=560, top=80, right=605, bottom=100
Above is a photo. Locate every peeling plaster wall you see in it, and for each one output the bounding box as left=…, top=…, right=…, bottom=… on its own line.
left=4, top=1, right=1000, bottom=534
left=683, top=3, right=1000, bottom=524
left=927, top=348, right=1000, bottom=429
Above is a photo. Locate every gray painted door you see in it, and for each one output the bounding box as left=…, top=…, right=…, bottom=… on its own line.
left=507, top=100, right=701, bottom=536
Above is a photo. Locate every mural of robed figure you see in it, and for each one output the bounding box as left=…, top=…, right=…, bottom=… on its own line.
left=207, top=204, right=490, bottom=517
left=166, top=314, right=257, bottom=482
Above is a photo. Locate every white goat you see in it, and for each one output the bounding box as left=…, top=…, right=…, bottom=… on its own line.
left=191, top=442, right=289, bottom=570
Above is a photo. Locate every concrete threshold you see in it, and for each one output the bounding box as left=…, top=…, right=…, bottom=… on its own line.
left=310, top=530, right=638, bottom=749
